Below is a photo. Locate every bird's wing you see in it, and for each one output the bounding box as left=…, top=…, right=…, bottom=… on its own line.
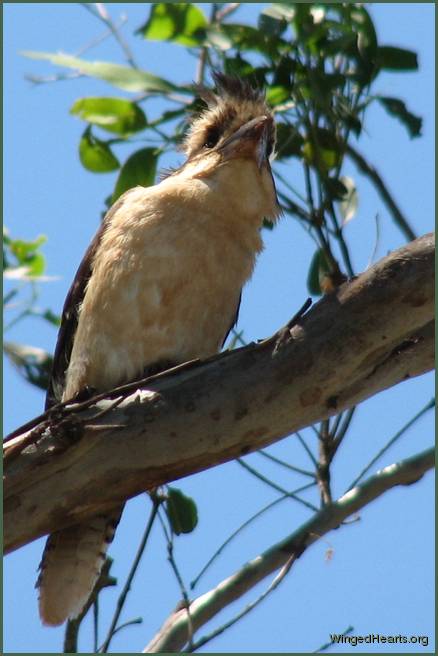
left=221, top=291, right=242, bottom=349
left=45, top=194, right=130, bottom=409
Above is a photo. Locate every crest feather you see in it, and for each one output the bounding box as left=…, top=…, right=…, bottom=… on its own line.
left=183, top=72, right=274, bottom=159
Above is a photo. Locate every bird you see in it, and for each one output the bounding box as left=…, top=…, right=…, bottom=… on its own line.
left=36, top=72, right=280, bottom=626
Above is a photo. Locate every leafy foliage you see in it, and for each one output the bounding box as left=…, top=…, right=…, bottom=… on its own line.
left=165, top=487, right=198, bottom=535
left=22, top=50, right=180, bottom=93
left=79, top=127, right=120, bottom=172
left=22, top=2, right=421, bottom=302
left=137, top=3, right=208, bottom=47
left=8, top=6, right=428, bottom=650
left=112, top=148, right=158, bottom=202
left=4, top=341, right=53, bottom=390
left=377, top=96, right=422, bottom=138
left=4, top=231, right=47, bottom=278
left=71, top=97, right=147, bottom=135
left=4, top=230, right=57, bottom=387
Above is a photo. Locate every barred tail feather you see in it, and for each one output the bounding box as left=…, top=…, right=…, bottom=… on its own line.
left=37, top=509, right=122, bottom=626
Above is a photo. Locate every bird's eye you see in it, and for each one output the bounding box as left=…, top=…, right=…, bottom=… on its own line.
left=203, top=126, right=221, bottom=149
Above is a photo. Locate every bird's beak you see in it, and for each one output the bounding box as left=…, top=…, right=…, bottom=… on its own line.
left=218, top=115, right=274, bottom=170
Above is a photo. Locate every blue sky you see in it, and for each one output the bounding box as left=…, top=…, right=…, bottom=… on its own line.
left=4, top=3, right=435, bottom=653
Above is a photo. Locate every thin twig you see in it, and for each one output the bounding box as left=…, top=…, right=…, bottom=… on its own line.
left=93, top=599, right=99, bottom=653
left=367, top=213, right=381, bottom=268
left=81, top=2, right=138, bottom=68
left=329, top=410, right=345, bottom=442
left=184, top=554, right=298, bottom=652
left=314, top=625, right=354, bottom=653
left=25, top=72, right=84, bottom=86
left=75, top=16, right=128, bottom=58
left=346, top=143, right=416, bottom=242
left=215, top=3, right=241, bottom=22
left=144, top=448, right=433, bottom=653
left=317, top=419, right=333, bottom=506
left=111, top=616, right=143, bottom=637
left=331, top=406, right=356, bottom=456
left=195, top=4, right=218, bottom=84
left=278, top=192, right=313, bottom=225
left=346, top=398, right=434, bottom=491
left=227, top=328, right=247, bottom=349
left=158, top=509, right=195, bottom=650
left=259, top=297, right=312, bottom=352
left=99, top=498, right=160, bottom=652
left=3, top=357, right=202, bottom=445
left=237, top=458, right=319, bottom=512
left=275, top=168, right=310, bottom=206
left=63, top=557, right=117, bottom=653
left=304, top=163, right=316, bottom=216
left=258, top=449, right=316, bottom=479
left=328, top=203, right=355, bottom=277
left=190, top=482, right=316, bottom=590
left=296, top=431, right=318, bottom=468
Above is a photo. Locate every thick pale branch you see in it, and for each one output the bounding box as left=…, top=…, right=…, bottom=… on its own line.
left=4, top=233, right=434, bottom=553
left=144, top=447, right=434, bottom=653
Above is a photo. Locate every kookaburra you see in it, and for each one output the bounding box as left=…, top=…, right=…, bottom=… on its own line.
left=37, top=72, right=280, bottom=626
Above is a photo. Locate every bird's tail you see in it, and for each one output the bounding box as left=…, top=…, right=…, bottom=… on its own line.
left=36, top=508, right=123, bottom=626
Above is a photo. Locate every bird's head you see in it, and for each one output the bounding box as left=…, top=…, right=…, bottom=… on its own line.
left=183, top=72, right=276, bottom=161
left=178, top=72, right=280, bottom=223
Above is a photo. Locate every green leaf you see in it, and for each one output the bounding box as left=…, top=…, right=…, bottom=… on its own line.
left=4, top=341, right=53, bottom=391
left=220, top=23, right=287, bottom=58
left=266, top=85, right=291, bottom=106
left=307, top=249, right=331, bottom=296
left=351, top=6, right=377, bottom=58
left=307, top=70, right=346, bottom=111
left=325, top=177, right=358, bottom=224
left=137, top=3, right=207, bottom=47
left=275, top=123, right=304, bottom=159
left=39, top=309, right=62, bottom=327
left=71, top=97, right=147, bottom=135
left=335, top=97, right=362, bottom=137
left=272, top=55, right=296, bottom=86
left=319, top=33, right=356, bottom=57
left=166, top=487, right=198, bottom=535
left=325, top=177, right=348, bottom=201
left=8, top=235, right=47, bottom=266
left=3, top=289, right=18, bottom=305
left=26, top=253, right=46, bottom=277
left=303, top=128, right=343, bottom=171
left=3, top=252, right=11, bottom=271
left=149, top=107, right=186, bottom=128
left=292, top=3, right=312, bottom=37
left=258, top=11, right=287, bottom=37
left=112, top=148, right=158, bottom=202
left=377, top=46, right=418, bottom=71
left=350, top=6, right=378, bottom=84
left=79, top=127, right=120, bottom=172
left=263, top=4, right=295, bottom=22
left=223, top=56, right=255, bottom=78
left=22, top=51, right=180, bottom=94
left=338, top=176, right=358, bottom=224
left=377, top=96, right=422, bottom=138
left=204, top=26, right=233, bottom=51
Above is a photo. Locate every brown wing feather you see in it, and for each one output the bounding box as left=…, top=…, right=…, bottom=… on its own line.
left=45, top=194, right=129, bottom=409
left=221, top=291, right=242, bottom=349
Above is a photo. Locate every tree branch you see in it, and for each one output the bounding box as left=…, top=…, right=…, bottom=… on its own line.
left=143, top=447, right=434, bottom=652
left=4, top=233, right=434, bottom=553
left=346, top=143, right=416, bottom=242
